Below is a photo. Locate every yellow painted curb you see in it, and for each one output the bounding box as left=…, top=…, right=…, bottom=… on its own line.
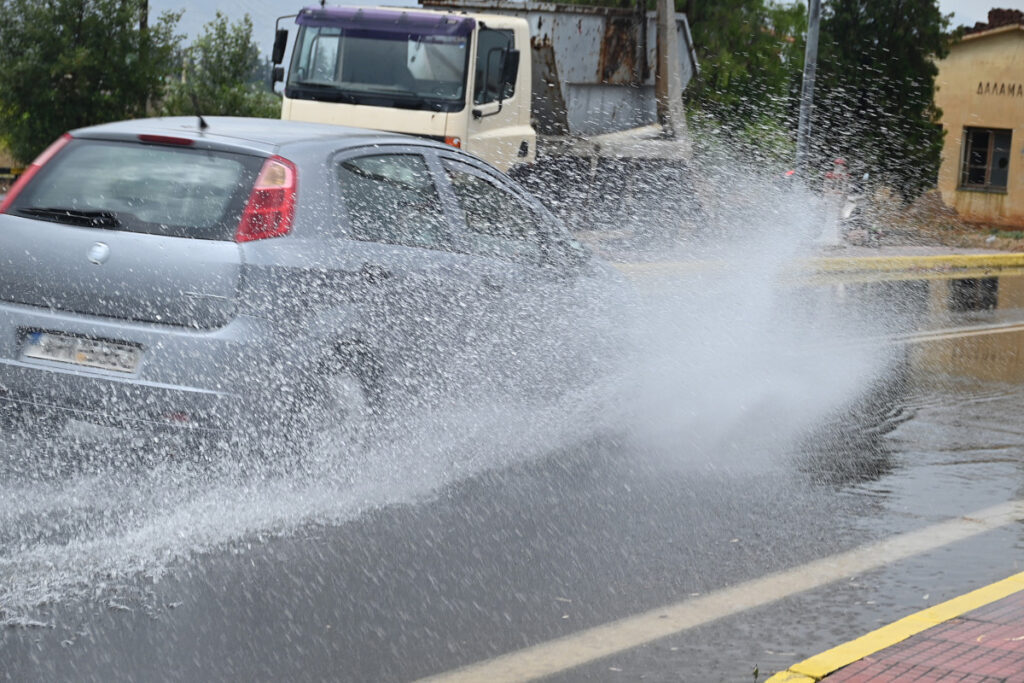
left=766, top=673, right=816, bottom=683
left=615, top=253, right=1024, bottom=284
left=808, top=253, right=1024, bottom=273
left=766, top=571, right=1024, bottom=682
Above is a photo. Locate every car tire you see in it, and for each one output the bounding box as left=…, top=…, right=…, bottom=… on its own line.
left=230, top=348, right=382, bottom=464
left=288, top=360, right=377, bottom=461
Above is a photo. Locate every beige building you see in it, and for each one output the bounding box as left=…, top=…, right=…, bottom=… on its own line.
left=935, top=12, right=1024, bottom=227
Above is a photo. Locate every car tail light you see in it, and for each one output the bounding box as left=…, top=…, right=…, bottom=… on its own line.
left=0, top=133, right=72, bottom=214
left=235, top=155, right=297, bottom=243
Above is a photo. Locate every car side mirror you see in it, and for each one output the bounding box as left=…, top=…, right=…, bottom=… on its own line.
left=272, top=29, right=288, bottom=65
left=272, top=65, right=285, bottom=85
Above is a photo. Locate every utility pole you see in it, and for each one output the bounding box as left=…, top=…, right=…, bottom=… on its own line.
left=795, top=0, right=821, bottom=173
left=140, top=0, right=150, bottom=114
left=655, top=0, right=685, bottom=138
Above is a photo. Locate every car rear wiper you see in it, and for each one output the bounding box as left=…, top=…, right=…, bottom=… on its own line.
left=18, top=207, right=122, bottom=228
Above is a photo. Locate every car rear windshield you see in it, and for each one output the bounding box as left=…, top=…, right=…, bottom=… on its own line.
left=8, top=138, right=265, bottom=240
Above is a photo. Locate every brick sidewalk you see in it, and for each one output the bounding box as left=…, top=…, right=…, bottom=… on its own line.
left=825, top=591, right=1024, bottom=682
left=769, top=573, right=1024, bottom=683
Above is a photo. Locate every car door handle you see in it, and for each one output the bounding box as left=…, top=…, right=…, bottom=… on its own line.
left=360, top=264, right=392, bottom=284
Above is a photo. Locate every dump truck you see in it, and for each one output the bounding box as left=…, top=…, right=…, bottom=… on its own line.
left=271, top=0, right=700, bottom=244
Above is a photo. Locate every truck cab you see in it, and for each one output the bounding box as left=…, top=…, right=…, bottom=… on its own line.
left=276, top=6, right=535, bottom=171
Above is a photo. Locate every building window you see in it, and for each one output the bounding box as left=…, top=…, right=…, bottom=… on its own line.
left=960, top=128, right=1012, bottom=191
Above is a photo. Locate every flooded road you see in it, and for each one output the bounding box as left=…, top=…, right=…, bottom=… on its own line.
left=4, top=268, right=1024, bottom=682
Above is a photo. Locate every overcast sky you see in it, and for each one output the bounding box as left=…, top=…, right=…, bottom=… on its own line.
left=942, top=0, right=1012, bottom=25
left=149, top=0, right=1015, bottom=56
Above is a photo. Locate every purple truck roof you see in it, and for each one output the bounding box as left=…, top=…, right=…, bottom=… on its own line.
left=296, top=6, right=476, bottom=36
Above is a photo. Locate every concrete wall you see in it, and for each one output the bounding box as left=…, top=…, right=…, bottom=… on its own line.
left=935, top=26, right=1024, bottom=227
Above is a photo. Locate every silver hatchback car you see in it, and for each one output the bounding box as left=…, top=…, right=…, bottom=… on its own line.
left=0, top=117, right=614, bottom=444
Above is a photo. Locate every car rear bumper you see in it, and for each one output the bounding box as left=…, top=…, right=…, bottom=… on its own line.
left=0, top=358, right=238, bottom=432
left=0, top=301, right=278, bottom=432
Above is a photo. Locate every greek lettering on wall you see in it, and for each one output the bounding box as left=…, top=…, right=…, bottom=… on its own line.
left=977, top=82, right=1024, bottom=96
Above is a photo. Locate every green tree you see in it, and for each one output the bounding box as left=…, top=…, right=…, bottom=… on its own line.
left=684, top=0, right=807, bottom=128
left=813, top=0, right=950, bottom=197
left=665, top=0, right=805, bottom=165
left=160, top=13, right=279, bottom=119
left=0, top=0, right=181, bottom=163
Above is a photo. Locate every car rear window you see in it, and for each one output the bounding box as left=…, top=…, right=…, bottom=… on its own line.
left=8, top=138, right=265, bottom=240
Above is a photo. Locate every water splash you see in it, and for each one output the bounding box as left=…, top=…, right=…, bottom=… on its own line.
left=0, top=157, right=906, bottom=616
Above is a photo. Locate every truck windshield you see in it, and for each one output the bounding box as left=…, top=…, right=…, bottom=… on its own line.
left=286, top=11, right=472, bottom=113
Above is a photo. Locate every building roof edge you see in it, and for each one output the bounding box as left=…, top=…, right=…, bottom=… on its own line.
left=962, top=23, right=1024, bottom=42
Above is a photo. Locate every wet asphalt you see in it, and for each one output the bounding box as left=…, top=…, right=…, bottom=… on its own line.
left=3, top=365, right=1024, bottom=682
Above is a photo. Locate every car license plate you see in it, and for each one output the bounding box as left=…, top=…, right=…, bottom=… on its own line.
left=22, top=331, right=141, bottom=373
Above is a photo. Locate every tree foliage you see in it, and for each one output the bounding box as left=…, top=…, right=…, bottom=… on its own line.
left=159, top=13, right=279, bottom=119
left=0, top=0, right=181, bottom=163
left=685, top=0, right=951, bottom=194
left=813, top=0, right=950, bottom=198
left=683, top=1, right=807, bottom=131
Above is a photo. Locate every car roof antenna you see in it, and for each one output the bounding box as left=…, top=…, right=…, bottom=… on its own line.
left=189, top=92, right=209, bottom=132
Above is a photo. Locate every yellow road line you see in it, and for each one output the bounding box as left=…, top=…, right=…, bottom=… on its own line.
left=769, top=572, right=1024, bottom=682
left=417, top=500, right=1024, bottom=683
